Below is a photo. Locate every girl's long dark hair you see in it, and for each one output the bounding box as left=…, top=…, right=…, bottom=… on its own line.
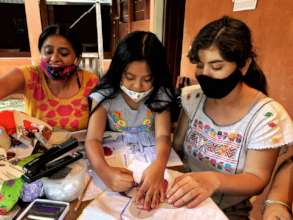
left=90, top=31, right=177, bottom=114
left=188, top=16, right=268, bottom=95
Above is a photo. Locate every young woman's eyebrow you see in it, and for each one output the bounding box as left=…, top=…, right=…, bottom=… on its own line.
left=208, top=60, right=224, bottom=64
left=124, top=71, right=151, bottom=77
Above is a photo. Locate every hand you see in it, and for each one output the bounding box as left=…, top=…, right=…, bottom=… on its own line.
left=135, top=161, right=166, bottom=210
left=263, top=204, right=292, bottom=220
left=102, top=166, right=134, bottom=192
left=166, top=172, right=220, bottom=208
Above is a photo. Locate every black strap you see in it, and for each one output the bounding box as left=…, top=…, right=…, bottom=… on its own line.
left=77, top=74, right=81, bottom=89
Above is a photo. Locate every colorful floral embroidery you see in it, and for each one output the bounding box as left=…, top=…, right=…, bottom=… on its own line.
left=109, top=111, right=127, bottom=131
left=265, top=112, right=273, bottom=117
left=268, top=121, right=277, bottom=128
left=109, top=110, right=154, bottom=132
left=185, top=119, right=243, bottom=174
left=271, top=135, right=280, bottom=143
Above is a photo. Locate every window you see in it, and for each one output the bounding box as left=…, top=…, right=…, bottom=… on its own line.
left=42, top=1, right=112, bottom=58
left=0, top=2, right=30, bottom=57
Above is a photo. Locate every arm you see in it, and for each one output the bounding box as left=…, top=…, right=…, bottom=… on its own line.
left=217, top=148, right=279, bottom=195
left=263, top=159, right=293, bottom=220
left=0, top=68, right=25, bottom=99
left=136, top=110, right=172, bottom=209
left=154, top=110, right=172, bottom=168
left=167, top=148, right=279, bottom=208
left=85, top=101, right=134, bottom=192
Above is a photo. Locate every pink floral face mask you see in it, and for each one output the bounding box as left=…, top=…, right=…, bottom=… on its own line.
left=40, top=59, right=78, bottom=80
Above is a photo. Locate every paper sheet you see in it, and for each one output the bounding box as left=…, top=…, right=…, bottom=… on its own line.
left=0, top=160, right=23, bottom=187
left=81, top=132, right=183, bottom=201
left=233, top=0, right=257, bottom=11
left=79, top=160, right=228, bottom=220
left=102, top=132, right=183, bottom=167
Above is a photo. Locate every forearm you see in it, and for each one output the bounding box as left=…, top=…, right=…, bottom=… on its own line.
left=85, top=139, right=111, bottom=174
left=267, top=160, right=293, bottom=204
left=215, top=171, right=270, bottom=196
left=155, top=135, right=171, bottom=168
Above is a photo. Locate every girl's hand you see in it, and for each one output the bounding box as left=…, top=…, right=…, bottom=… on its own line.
left=263, top=204, right=292, bottom=220
left=102, top=166, right=134, bottom=192
left=135, top=161, right=166, bottom=210
left=166, top=172, right=220, bottom=208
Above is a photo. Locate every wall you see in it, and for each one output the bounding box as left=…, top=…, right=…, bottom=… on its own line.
left=181, top=0, right=293, bottom=117
left=0, top=58, right=31, bottom=75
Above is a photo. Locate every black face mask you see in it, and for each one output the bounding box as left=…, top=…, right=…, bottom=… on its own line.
left=196, top=68, right=242, bottom=99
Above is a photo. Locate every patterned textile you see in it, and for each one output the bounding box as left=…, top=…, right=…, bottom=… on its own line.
left=22, top=66, right=98, bottom=131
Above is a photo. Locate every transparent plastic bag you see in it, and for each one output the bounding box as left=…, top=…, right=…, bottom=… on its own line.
left=42, top=159, right=87, bottom=202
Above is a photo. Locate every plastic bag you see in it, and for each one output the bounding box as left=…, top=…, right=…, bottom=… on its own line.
left=42, top=159, right=87, bottom=202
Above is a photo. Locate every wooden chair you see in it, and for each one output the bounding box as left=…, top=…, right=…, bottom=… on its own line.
left=79, top=52, right=100, bottom=75
left=79, top=53, right=112, bottom=79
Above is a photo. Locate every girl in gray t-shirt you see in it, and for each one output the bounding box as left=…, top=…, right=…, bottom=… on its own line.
left=85, top=31, right=177, bottom=211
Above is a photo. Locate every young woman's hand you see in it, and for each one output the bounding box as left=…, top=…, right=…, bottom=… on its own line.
left=166, top=171, right=220, bottom=208
left=102, top=166, right=134, bottom=192
left=135, top=161, right=166, bottom=210
left=263, top=204, right=292, bottom=220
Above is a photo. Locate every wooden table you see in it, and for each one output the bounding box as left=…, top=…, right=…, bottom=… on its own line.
left=65, top=200, right=90, bottom=220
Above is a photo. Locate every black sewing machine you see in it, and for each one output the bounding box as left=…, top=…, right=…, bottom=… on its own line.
left=22, top=137, right=83, bottom=183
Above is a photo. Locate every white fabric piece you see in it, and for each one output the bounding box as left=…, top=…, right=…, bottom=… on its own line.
left=78, top=160, right=228, bottom=220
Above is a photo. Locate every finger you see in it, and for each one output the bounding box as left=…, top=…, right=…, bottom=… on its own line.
left=119, top=171, right=134, bottom=183
left=144, top=189, right=154, bottom=210
left=120, top=167, right=133, bottom=175
left=167, top=182, right=196, bottom=204
left=172, top=188, right=199, bottom=207
left=171, top=174, right=186, bottom=186
left=151, top=191, right=160, bottom=209
left=135, top=184, right=147, bottom=204
left=160, top=187, right=165, bottom=202
left=167, top=176, right=192, bottom=199
left=186, top=192, right=207, bottom=208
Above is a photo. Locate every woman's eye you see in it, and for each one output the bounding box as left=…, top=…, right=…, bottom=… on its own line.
left=44, top=48, right=53, bottom=55
left=124, top=73, right=134, bottom=80
left=144, top=76, right=153, bottom=82
left=59, top=49, right=70, bottom=57
left=211, top=66, right=222, bottom=71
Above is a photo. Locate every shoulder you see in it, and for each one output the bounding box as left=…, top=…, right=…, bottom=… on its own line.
left=181, top=84, right=204, bottom=119
left=254, top=98, right=292, bottom=123
left=21, top=65, right=43, bottom=82
left=247, top=97, right=293, bottom=150
left=80, top=69, right=98, bottom=77
left=89, top=87, right=114, bottom=104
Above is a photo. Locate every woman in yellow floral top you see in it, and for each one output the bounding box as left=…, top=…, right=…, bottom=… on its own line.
left=0, top=25, right=98, bottom=131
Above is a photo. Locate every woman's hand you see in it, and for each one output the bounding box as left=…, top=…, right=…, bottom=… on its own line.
left=135, top=161, right=166, bottom=210
left=263, top=204, right=292, bottom=220
left=166, top=172, right=220, bottom=208
left=101, top=166, right=134, bottom=192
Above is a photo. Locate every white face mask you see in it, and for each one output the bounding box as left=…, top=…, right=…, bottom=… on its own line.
left=120, top=84, right=153, bottom=103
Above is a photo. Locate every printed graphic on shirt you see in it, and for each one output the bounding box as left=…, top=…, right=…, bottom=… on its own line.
left=26, top=68, right=97, bottom=130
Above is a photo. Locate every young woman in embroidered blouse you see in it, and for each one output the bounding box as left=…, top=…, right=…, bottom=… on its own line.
left=169, top=16, right=293, bottom=219
left=85, top=31, right=176, bottom=210
left=0, top=25, right=98, bottom=131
